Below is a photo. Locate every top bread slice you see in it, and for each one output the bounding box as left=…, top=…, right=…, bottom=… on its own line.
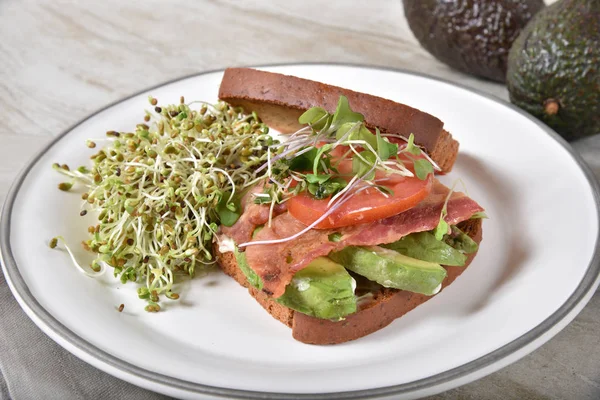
left=218, top=67, right=459, bottom=173
left=216, top=218, right=482, bottom=345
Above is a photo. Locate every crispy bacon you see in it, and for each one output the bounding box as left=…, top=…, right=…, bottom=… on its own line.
left=230, top=180, right=484, bottom=298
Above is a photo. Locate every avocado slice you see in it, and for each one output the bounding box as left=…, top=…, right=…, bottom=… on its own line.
left=233, top=247, right=263, bottom=290
left=507, top=0, right=600, bottom=140
left=234, top=250, right=357, bottom=320
left=444, top=226, right=479, bottom=255
left=329, top=246, right=446, bottom=296
left=382, top=227, right=477, bottom=266
left=383, top=231, right=467, bottom=266
left=276, top=257, right=357, bottom=320
left=231, top=224, right=266, bottom=289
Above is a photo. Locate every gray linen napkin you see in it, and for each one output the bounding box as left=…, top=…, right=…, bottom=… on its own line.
left=0, top=368, right=9, bottom=400
left=0, top=269, right=171, bottom=400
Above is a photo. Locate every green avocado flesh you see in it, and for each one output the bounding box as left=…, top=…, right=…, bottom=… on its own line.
left=445, top=226, right=479, bottom=255
left=233, top=225, right=474, bottom=318
left=382, top=228, right=477, bottom=266
left=275, top=257, right=357, bottom=320
left=234, top=247, right=263, bottom=290
left=329, top=246, right=447, bottom=296
left=233, top=251, right=357, bottom=320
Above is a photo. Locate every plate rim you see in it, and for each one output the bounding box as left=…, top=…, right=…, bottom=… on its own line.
left=2, top=62, right=600, bottom=399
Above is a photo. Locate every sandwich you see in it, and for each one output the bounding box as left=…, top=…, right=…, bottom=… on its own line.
left=214, top=68, right=484, bottom=345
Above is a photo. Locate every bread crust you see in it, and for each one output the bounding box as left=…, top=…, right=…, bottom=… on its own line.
left=218, top=68, right=459, bottom=173
left=216, top=218, right=483, bottom=344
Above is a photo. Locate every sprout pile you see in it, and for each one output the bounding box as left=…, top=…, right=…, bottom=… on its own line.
left=53, top=97, right=276, bottom=311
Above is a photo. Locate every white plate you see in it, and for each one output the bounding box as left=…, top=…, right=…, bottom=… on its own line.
left=2, top=64, right=599, bottom=400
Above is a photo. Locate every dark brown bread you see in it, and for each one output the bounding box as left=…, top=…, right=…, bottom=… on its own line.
left=218, top=67, right=459, bottom=173
left=216, top=218, right=483, bottom=344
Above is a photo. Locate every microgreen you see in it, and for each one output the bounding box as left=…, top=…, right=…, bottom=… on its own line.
left=414, top=158, right=434, bottom=180
left=305, top=173, right=332, bottom=184
left=216, top=192, right=241, bottom=227
left=434, top=212, right=449, bottom=241
left=471, top=211, right=488, bottom=219
left=253, top=193, right=274, bottom=205
left=307, top=177, right=347, bottom=200
left=247, top=95, right=436, bottom=240
left=289, top=148, right=318, bottom=172
left=375, top=129, right=398, bottom=161
left=330, top=95, right=364, bottom=128
left=406, top=133, right=421, bottom=155
left=312, top=144, right=333, bottom=175
left=433, top=180, right=469, bottom=240
left=352, top=152, right=377, bottom=180
left=298, top=107, right=330, bottom=130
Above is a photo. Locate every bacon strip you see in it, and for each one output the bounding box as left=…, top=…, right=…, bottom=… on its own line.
left=240, top=180, right=484, bottom=297
left=220, top=185, right=287, bottom=245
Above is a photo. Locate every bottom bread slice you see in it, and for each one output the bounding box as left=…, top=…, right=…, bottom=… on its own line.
left=216, top=218, right=483, bottom=345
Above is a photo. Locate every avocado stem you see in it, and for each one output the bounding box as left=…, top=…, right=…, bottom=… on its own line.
left=544, top=99, right=560, bottom=116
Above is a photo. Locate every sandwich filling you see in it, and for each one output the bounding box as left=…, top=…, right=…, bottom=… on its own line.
left=223, top=180, right=482, bottom=298
left=217, top=96, right=484, bottom=320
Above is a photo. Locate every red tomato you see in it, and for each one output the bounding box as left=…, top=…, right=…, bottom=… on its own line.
left=288, top=155, right=433, bottom=229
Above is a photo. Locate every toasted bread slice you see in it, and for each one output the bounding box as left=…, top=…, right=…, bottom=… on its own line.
left=218, top=67, right=459, bottom=173
left=215, top=218, right=482, bottom=345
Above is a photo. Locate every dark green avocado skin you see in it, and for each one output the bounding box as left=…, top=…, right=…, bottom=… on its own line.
left=404, top=0, right=544, bottom=82
left=507, top=0, right=600, bottom=141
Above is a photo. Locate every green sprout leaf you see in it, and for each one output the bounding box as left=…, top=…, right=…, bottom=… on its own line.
left=331, top=95, right=364, bottom=128
left=289, top=148, right=318, bottom=171
left=216, top=194, right=241, bottom=227
left=406, top=133, right=421, bottom=156
left=471, top=211, right=488, bottom=219
left=305, top=173, right=332, bottom=184
left=335, top=122, right=360, bottom=141
left=137, top=287, right=150, bottom=299
left=312, top=144, right=333, bottom=175
left=299, top=107, right=330, bottom=131
left=376, top=128, right=398, bottom=161
left=434, top=216, right=449, bottom=241
left=254, top=193, right=273, bottom=205
left=335, top=122, right=379, bottom=153
left=414, top=158, right=434, bottom=180
left=357, top=125, right=378, bottom=150
left=352, top=151, right=377, bottom=180
left=307, top=177, right=347, bottom=200
left=434, top=183, right=455, bottom=240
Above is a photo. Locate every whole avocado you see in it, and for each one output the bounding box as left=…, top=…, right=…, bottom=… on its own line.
left=403, top=0, right=545, bottom=82
left=507, top=0, right=600, bottom=140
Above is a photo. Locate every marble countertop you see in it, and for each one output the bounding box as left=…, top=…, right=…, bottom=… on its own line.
left=0, top=0, right=598, bottom=399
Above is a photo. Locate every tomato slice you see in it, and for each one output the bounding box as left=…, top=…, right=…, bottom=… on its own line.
left=288, top=154, right=433, bottom=229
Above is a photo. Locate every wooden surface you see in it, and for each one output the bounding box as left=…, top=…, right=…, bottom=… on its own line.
left=1, top=0, right=599, bottom=399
